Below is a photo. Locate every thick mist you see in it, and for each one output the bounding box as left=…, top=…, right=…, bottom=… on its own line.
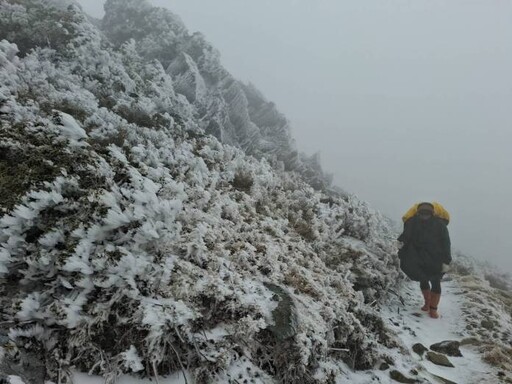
left=78, top=0, right=512, bottom=273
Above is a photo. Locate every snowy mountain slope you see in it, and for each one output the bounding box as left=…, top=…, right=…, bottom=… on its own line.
left=100, top=0, right=328, bottom=190
left=0, top=1, right=402, bottom=383
left=1, top=1, right=510, bottom=384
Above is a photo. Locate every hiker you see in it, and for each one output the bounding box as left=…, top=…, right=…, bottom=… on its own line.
left=398, top=202, right=452, bottom=319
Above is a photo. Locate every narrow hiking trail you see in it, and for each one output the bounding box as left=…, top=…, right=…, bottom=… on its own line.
left=383, top=278, right=498, bottom=384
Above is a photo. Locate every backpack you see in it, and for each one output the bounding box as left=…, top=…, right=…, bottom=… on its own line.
left=402, top=202, right=450, bottom=224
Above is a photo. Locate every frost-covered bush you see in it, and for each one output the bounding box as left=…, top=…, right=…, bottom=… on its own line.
left=484, top=272, right=511, bottom=292
left=450, top=251, right=477, bottom=276
left=0, top=0, right=81, bottom=56
left=102, top=0, right=329, bottom=188
left=0, top=1, right=402, bottom=383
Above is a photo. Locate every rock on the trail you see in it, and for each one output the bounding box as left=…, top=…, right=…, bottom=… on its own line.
left=430, top=340, right=463, bottom=357
left=426, top=351, right=455, bottom=368
left=460, top=337, right=482, bottom=346
left=412, top=343, right=428, bottom=357
left=389, top=370, right=418, bottom=383
left=431, top=373, right=458, bottom=384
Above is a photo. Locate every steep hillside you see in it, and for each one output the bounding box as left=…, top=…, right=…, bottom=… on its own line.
left=0, top=1, right=401, bottom=383
left=100, top=0, right=330, bottom=190
left=4, top=1, right=509, bottom=384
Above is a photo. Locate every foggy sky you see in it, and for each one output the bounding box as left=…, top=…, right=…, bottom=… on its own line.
left=78, top=0, right=512, bottom=273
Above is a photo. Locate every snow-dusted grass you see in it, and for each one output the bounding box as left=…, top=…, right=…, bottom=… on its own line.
left=457, top=275, right=512, bottom=374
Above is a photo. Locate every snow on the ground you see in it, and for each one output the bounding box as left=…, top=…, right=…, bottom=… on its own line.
left=382, top=278, right=498, bottom=384
left=7, top=377, right=26, bottom=384
left=72, top=371, right=191, bottom=384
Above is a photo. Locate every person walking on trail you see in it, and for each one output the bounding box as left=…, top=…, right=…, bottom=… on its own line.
left=398, top=202, right=452, bottom=319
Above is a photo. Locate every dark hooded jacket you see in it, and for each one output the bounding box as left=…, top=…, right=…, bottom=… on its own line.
left=398, top=215, right=451, bottom=281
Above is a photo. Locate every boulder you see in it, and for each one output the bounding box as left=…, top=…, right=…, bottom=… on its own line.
left=430, top=340, right=463, bottom=357
left=263, top=282, right=298, bottom=341
left=390, top=370, right=418, bottom=383
left=460, top=337, right=481, bottom=346
left=431, top=373, right=458, bottom=384
left=412, top=343, right=428, bottom=357
left=426, top=351, right=455, bottom=368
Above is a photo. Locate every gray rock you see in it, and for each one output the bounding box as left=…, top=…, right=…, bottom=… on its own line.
left=431, top=373, right=458, bottom=384
left=0, top=349, right=46, bottom=384
left=426, top=351, right=455, bottom=368
left=412, top=343, right=428, bottom=357
left=263, top=282, right=298, bottom=341
left=379, top=362, right=390, bottom=371
left=481, top=319, right=494, bottom=330
left=0, top=334, right=9, bottom=345
left=460, top=337, right=481, bottom=346
left=389, top=370, right=418, bottom=383
left=430, top=340, right=463, bottom=357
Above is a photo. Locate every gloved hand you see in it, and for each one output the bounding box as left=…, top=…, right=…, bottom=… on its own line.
left=441, top=263, right=450, bottom=273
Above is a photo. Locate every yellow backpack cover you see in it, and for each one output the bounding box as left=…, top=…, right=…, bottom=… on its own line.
left=402, top=202, right=450, bottom=224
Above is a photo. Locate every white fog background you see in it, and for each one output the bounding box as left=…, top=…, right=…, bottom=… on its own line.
left=78, top=0, right=512, bottom=273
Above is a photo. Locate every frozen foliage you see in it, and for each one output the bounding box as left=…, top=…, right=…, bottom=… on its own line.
left=101, top=0, right=329, bottom=189
left=0, top=1, right=404, bottom=383
left=54, top=111, right=88, bottom=141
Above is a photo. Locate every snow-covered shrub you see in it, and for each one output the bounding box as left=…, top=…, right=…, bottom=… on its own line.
left=0, top=0, right=81, bottom=56
left=484, top=272, right=511, bottom=292
left=451, top=251, right=477, bottom=276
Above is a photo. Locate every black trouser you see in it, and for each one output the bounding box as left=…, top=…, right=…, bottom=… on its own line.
left=420, top=277, right=441, bottom=294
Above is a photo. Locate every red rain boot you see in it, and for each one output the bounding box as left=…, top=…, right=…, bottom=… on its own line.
left=421, top=289, right=431, bottom=311
left=429, top=292, right=441, bottom=319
